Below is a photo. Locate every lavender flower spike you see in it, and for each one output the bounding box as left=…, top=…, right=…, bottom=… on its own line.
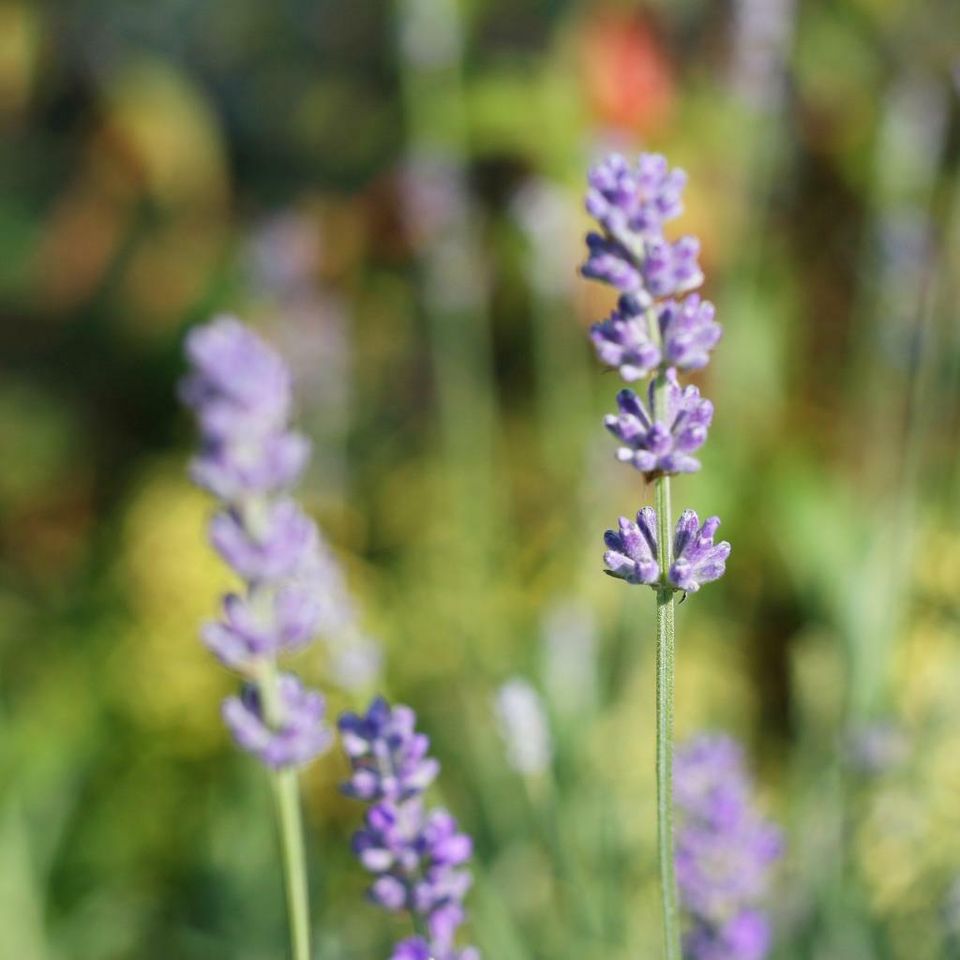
left=675, top=734, right=783, bottom=960
left=670, top=510, right=731, bottom=593
left=341, top=698, right=479, bottom=960
left=604, top=370, right=713, bottom=478
left=182, top=315, right=340, bottom=960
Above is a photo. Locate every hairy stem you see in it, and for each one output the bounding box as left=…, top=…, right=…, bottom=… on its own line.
left=653, top=372, right=681, bottom=960
left=259, top=660, right=312, bottom=960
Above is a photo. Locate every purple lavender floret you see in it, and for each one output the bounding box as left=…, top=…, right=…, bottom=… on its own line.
left=582, top=233, right=704, bottom=302
left=209, top=499, right=320, bottom=584
left=644, top=236, right=704, bottom=299
left=586, top=153, right=687, bottom=241
left=604, top=371, right=713, bottom=478
left=674, top=734, right=783, bottom=960
left=581, top=232, right=645, bottom=292
left=659, top=294, right=722, bottom=371
left=603, top=507, right=660, bottom=585
left=341, top=697, right=479, bottom=960
left=222, top=673, right=332, bottom=769
left=603, top=508, right=730, bottom=591
left=339, top=697, right=441, bottom=803
left=590, top=305, right=661, bottom=381
left=670, top=511, right=731, bottom=593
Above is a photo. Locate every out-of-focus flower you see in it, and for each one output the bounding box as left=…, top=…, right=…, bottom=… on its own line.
left=603, top=509, right=730, bottom=592
left=222, top=674, right=332, bottom=769
left=582, top=232, right=703, bottom=302
left=579, top=13, right=674, bottom=134
left=540, top=601, right=598, bottom=718
left=339, top=697, right=440, bottom=803
left=586, top=153, right=686, bottom=242
left=675, top=734, right=783, bottom=960
left=590, top=305, right=661, bottom=382
left=341, top=698, right=479, bottom=960
left=604, top=372, right=713, bottom=478
left=493, top=678, right=553, bottom=776
left=182, top=316, right=336, bottom=769
left=658, top=294, right=723, bottom=371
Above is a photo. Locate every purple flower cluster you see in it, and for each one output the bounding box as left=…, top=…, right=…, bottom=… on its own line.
left=340, top=698, right=479, bottom=960
left=579, top=153, right=729, bottom=592
left=603, top=508, right=730, bottom=594
left=604, top=372, right=713, bottom=478
left=181, top=316, right=334, bottom=768
left=674, top=735, right=783, bottom=960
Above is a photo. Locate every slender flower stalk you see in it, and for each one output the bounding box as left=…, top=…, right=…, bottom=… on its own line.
left=181, top=316, right=345, bottom=960
left=580, top=154, right=730, bottom=958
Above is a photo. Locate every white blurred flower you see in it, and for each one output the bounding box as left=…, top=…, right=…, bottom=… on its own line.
left=494, top=678, right=553, bottom=777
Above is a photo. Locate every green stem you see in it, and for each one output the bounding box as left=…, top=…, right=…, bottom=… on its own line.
left=653, top=372, right=681, bottom=960
left=259, top=660, right=312, bottom=960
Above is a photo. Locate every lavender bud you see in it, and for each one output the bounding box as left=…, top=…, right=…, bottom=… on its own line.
left=339, top=697, right=440, bottom=802
left=590, top=305, right=662, bottom=381
left=604, top=371, right=713, bottom=478
left=659, top=294, right=723, bottom=371
left=222, top=673, right=332, bottom=769
left=669, top=511, right=731, bottom=593
left=586, top=152, right=687, bottom=242
left=603, top=508, right=660, bottom=585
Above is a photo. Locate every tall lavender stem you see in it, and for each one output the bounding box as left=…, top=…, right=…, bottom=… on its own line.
left=581, top=154, right=729, bottom=956
left=181, top=317, right=346, bottom=960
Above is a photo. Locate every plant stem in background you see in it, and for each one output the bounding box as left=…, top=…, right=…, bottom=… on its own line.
left=653, top=371, right=681, bottom=960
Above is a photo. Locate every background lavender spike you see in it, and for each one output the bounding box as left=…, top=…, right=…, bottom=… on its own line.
left=674, top=734, right=783, bottom=960
left=340, top=697, right=480, bottom=960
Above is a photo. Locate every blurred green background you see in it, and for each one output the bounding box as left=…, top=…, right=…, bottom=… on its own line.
left=2, top=0, right=959, bottom=958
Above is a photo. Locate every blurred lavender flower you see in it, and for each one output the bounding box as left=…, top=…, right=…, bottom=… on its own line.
left=582, top=232, right=703, bottom=302
left=658, top=295, right=723, bottom=371
left=603, top=508, right=730, bottom=592
left=222, top=675, right=332, bottom=769
left=182, top=316, right=335, bottom=768
left=590, top=305, right=661, bottom=381
left=675, top=734, right=783, bottom=960
left=341, top=698, right=479, bottom=960
left=493, top=678, right=553, bottom=776
left=586, top=153, right=687, bottom=241
left=540, top=600, right=598, bottom=718
left=339, top=697, right=440, bottom=803
left=604, top=372, right=713, bottom=478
